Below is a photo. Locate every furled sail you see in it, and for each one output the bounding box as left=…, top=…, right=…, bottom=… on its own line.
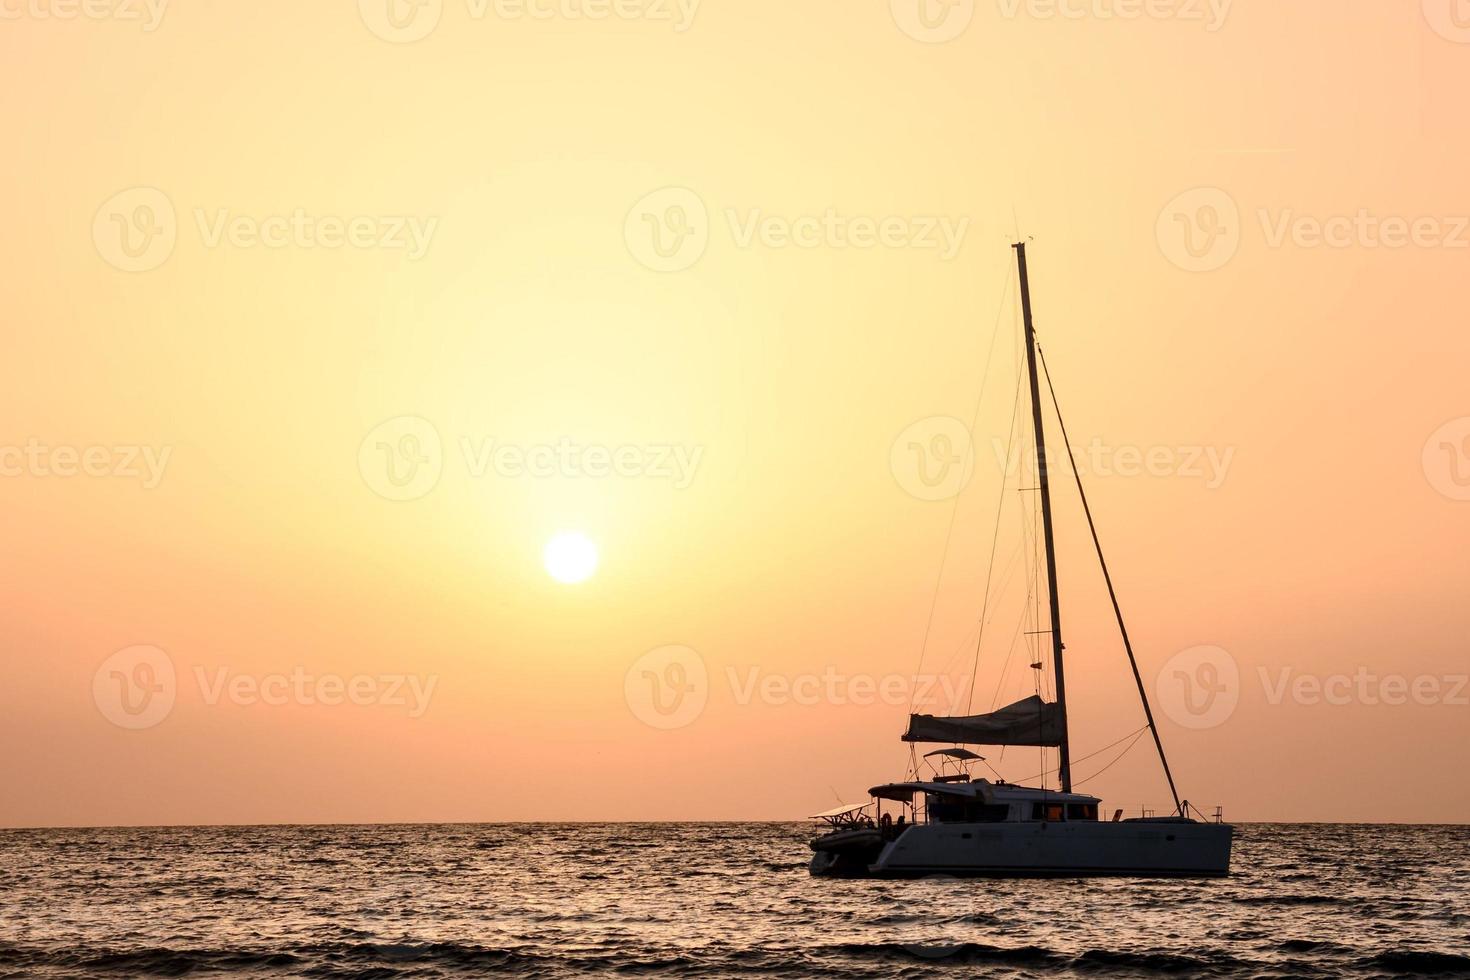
left=903, top=695, right=1063, bottom=746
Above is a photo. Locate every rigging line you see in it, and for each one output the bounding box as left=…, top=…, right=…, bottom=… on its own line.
left=907, top=271, right=1016, bottom=712
left=1007, top=725, right=1150, bottom=785
left=1073, top=729, right=1150, bottom=789
left=988, top=598, right=1032, bottom=714
left=1023, top=430, right=1045, bottom=698
left=1025, top=404, right=1042, bottom=664
left=983, top=536, right=1027, bottom=633
left=1037, top=344, right=1184, bottom=816
left=993, top=466, right=1043, bottom=712
left=963, top=358, right=1028, bottom=716
left=939, top=532, right=1023, bottom=689
left=945, top=535, right=1025, bottom=709
left=995, top=294, right=1035, bottom=713
left=933, top=618, right=983, bottom=689
left=935, top=528, right=1027, bottom=681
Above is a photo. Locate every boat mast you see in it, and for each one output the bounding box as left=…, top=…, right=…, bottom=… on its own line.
left=1013, top=242, right=1072, bottom=794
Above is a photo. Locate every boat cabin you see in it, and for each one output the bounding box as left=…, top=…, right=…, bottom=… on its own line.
left=867, top=778, right=1102, bottom=826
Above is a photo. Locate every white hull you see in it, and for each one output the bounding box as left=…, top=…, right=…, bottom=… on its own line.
left=813, top=820, right=1233, bottom=878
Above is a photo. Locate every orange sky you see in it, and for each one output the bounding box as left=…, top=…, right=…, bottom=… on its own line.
left=1, top=1, right=1467, bottom=827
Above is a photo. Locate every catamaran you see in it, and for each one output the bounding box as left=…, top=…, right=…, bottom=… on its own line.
left=810, top=243, right=1233, bottom=878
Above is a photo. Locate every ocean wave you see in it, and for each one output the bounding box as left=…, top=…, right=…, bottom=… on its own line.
left=1233, top=894, right=1347, bottom=907
left=827, top=940, right=1262, bottom=975
left=4, top=823, right=1467, bottom=979
left=830, top=940, right=1062, bottom=966
left=1074, top=948, right=1244, bottom=973
left=1275, top=938, right=1350, bottom=954
left=1361, top=950, right=1470, bottom=975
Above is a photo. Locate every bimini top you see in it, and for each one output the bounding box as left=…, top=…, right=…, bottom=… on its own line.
left=867, top=781, right=986, bottom=803
left=869, top=778, right=1101, bottom=806
left=807, top=802, right=870, bottom=820
left=923, top=748, right=985, bottom=762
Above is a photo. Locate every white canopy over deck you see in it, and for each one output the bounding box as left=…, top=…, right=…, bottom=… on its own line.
left=868, top=778, right=1101, bottom=807
left=807, top=803, right=871, bottom=820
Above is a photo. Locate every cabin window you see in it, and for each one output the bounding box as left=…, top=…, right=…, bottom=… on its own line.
left=1031, top=803, right=1065, bottom=822
left=1067, top=804, right=1098, bottom=821
left=926, top=800, right=1011, bottom=823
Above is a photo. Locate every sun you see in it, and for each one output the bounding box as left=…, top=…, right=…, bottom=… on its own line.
left=543, top=531, right=598, bottom=584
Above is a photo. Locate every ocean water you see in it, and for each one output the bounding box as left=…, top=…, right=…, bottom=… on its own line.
left=1, top=823, right=1467, bottom=978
